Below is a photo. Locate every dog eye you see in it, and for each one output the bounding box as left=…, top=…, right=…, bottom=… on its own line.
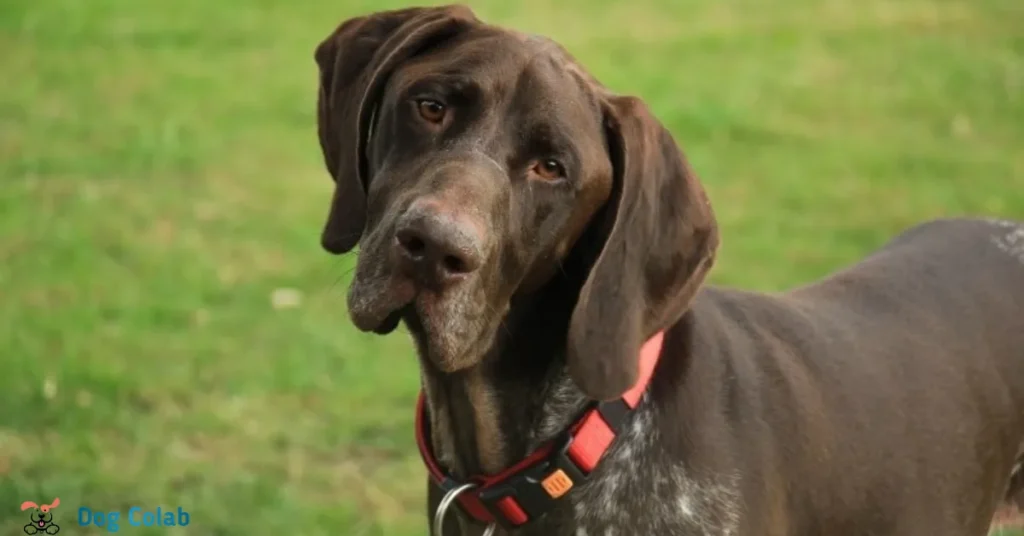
left=532, top=159, right=565, bottom=180
left=417, top=99, right=447, bottom=124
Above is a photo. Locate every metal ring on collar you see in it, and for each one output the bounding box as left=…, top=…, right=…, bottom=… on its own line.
left=432, top=482, right=497, bottom=536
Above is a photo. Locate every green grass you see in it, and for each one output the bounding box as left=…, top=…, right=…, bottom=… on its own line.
left=1, top=0, right=1022, bottom=534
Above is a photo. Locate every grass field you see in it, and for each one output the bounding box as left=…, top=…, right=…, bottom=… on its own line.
left=1, top=0, right=1022, bottom=534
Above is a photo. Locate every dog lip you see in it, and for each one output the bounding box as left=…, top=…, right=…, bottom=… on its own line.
left=347, top=275, right=416, bottom=332
left=373, top=306, right=406, bottom=334
left=348, top=268, right=451, bottom=334
left=349, top=298, right=409, bottom=332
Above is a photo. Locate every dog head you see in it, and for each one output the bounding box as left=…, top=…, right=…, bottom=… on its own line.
left=315, top=5, right=718, bottom=400
left=22, top=498, right=59, bottom=528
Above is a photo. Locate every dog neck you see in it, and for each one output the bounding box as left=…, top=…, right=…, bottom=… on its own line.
left=417, top=277, right=588, bottom=478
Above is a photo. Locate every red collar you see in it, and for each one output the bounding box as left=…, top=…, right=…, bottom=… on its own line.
left=415, top=331, right=665, bottom=530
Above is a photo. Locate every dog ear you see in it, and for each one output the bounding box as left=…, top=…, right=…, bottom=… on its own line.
left=567, top=95, right=719, bottom=401
left=314, top=5, right=479, bottom=254
left=21, top=501, right=38, bottom=511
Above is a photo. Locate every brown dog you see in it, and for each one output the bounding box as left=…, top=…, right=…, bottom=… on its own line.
left=313, top=5, right=1024, bottom=535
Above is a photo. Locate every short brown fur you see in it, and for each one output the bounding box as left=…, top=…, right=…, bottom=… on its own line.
left=314, top=5, right=1024, bottom=535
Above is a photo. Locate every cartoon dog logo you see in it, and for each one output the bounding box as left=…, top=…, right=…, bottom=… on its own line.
left=21, top=498, right=60, bottom=535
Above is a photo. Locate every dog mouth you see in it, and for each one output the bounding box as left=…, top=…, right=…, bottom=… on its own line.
left=346, top=269, right=416, bottom=334
left=375, top=306, right=406, bottom=334
left=353, top=297, right=410, bottom=336
left=346, top=273, right=436, bottom=337
left=348, top=270, right=492, bottom=370
left=355, top=289, right=444, bottom=336
left=344, top=228, right=499, bottom=370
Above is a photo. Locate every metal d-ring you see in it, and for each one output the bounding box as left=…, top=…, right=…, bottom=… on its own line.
left=432, top=482, right=498, bottom=536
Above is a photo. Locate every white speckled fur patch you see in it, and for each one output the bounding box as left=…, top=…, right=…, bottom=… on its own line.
left=989, top=219, right=1024, bottom=265
left=568, top=401, right=742, bottom=536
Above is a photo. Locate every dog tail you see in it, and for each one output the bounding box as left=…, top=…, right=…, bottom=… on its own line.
left=20, top=501, right=38, bottom=511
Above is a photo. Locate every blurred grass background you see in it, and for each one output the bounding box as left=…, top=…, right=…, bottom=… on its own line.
left=1, top=0, right=1022, bottom=534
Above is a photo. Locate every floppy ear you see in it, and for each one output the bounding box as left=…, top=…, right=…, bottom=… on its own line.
left=314, top=5, right=479, bottom=254
left=567, top=95, right=720, bottom=401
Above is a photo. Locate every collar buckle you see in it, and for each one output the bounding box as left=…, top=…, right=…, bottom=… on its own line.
left=477, top=429, right=591, bottom=529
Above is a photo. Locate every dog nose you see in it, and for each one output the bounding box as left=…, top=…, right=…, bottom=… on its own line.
left=394, top=200, right=484, bottom=288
